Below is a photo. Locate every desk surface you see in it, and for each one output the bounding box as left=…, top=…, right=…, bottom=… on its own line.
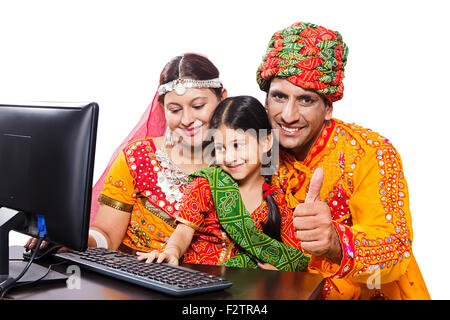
left=6, top=246, right=324, bottom=300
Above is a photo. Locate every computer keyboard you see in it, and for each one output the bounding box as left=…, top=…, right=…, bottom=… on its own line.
left=53, top=247, right=232, bottom=296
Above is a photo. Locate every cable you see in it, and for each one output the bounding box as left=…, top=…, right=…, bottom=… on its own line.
left=2, top=261, right=68, bottom=296
left=0, top=237, right=44, bottom=299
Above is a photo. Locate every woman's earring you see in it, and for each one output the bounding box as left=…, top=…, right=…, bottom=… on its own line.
left=164, top=127, right=174, bottom=147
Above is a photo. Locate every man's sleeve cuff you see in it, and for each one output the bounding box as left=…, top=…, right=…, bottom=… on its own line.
left=309, top=221, right=356, bottom=278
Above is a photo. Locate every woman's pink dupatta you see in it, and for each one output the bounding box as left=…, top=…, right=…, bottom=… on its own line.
left=89, top=92, right=166, bottom=224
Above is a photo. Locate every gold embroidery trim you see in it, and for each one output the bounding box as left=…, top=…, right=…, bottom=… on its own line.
left=335, top=213, right=351, bottom=223
left=175, top=216, right=202, bottom=231
left=225, top=242, right=235, bottom=263
left=219, top=238, right=234, bottom=265
left=98, top=194, right=134, bottom=213
left=139, top=197, right=177, bottom=229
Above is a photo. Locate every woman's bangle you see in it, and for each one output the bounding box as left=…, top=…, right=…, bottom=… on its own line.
left=88, top=229, right=108, bottom=248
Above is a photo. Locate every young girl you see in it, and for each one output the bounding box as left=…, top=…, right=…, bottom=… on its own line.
left=137, top=96, right=310, bottom=271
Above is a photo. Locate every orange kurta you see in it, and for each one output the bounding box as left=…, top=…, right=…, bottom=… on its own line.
left=274, top=118, right=430, bottom=300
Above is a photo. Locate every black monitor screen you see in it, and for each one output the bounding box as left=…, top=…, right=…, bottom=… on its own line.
left=0, top=102, right=98, bottom=251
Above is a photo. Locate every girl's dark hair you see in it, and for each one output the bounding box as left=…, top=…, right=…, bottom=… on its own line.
left=209, top=95, right=281, bottom=241
left=158, top=53, right=223, bottom=105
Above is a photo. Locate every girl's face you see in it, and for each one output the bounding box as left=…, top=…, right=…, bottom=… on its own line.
left=164, top=88, right=225, bottom=148
left=213, top=125, right=272, bottom=183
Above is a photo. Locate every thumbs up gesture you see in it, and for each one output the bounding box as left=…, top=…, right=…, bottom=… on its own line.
left=293, top=168, right=342, bottom=264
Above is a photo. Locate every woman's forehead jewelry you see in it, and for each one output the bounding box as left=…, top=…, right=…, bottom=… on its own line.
left=157, top=78, right=222, bottom=96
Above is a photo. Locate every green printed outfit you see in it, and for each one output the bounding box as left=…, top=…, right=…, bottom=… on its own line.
left=176, top=166, right=309, bottom=271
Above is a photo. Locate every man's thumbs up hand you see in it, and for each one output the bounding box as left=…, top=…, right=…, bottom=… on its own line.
left=305, top=167, right=324, bottom=203
left=293, top=168, right=342, bottom=264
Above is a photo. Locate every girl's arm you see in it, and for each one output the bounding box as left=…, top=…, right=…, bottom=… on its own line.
left=138, top=176, right=211, bottom=265
left=137, top=223, right=195, bottom=265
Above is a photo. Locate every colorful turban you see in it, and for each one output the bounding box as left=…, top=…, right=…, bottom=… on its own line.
left=256, top=22, right=349, bottom=103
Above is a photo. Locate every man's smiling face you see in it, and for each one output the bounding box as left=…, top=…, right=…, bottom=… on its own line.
left=265, top=78, right=333, bottom=160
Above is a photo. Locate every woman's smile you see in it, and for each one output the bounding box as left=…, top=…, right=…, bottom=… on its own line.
left=182, top=124, right=203, bottom=136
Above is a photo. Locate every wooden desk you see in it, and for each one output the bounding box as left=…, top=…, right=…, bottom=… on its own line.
left=5, top=246, right=324, bottom=300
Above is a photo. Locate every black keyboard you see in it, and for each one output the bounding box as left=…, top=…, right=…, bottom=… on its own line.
left=54, top=247, right=232, bottom=296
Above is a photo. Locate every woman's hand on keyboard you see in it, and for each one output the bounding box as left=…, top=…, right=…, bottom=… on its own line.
left=136, top=250, right=179, bottom=266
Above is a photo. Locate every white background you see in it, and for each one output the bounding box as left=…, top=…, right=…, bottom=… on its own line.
left=1, top=0, right=449, bottom=299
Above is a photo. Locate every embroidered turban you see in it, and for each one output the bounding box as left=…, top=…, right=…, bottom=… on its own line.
left=256, top=22, right=349, bottom=103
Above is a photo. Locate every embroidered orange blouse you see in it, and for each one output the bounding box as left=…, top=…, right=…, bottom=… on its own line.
left=274, top=118, right=430, bottom=300
left=98, top=138, right=187, bottom=253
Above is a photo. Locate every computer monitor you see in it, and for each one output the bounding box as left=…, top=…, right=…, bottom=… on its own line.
left=0, top=101, right=98, bottom=284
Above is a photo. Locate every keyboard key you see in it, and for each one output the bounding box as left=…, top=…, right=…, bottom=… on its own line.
left=54, top=247, right=232, bottom=296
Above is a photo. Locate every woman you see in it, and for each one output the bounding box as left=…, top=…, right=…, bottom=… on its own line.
left=26, top=53, right=228, bottom=254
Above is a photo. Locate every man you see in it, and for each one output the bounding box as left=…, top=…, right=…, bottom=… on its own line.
left=256, top=22, right=430, bottom=299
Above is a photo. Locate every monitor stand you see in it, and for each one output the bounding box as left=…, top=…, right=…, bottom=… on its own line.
left=0, top=208, right=67, bottom=292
